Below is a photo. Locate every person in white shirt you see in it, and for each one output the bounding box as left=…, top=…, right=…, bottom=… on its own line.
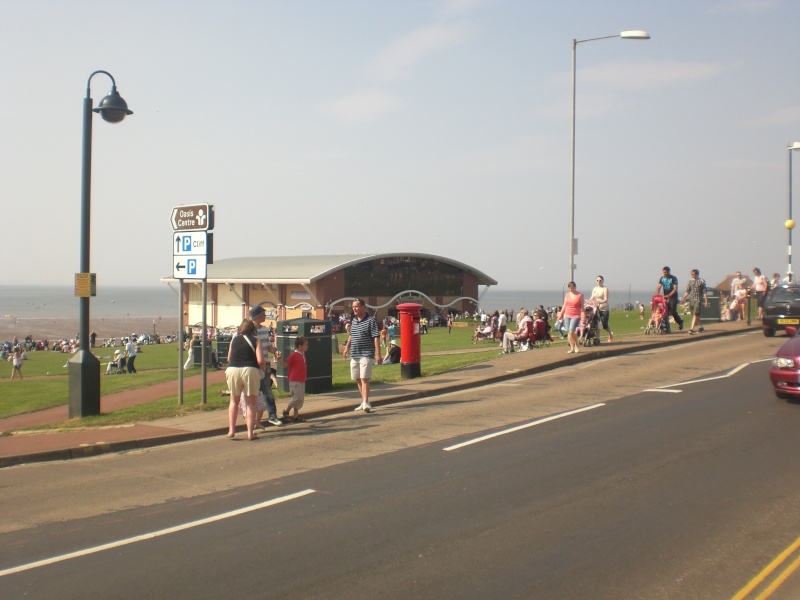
left=730, top=271, right=746, bottom=299
left=501, top=309, right=533, bottom=354
left=497, top=311, right=507, bottom=342
left=125, top=338, right=137, bottom=373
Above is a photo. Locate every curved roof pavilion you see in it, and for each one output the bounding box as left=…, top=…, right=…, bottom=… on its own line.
left=166, top=253, right=496, bottom=286
left=166, top=253, right=496, bottom=328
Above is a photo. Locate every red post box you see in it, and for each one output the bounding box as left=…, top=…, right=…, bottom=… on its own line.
left=396, top=302, right=422, bottom=379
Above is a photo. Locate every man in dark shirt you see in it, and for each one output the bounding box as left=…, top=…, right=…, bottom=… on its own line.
left=656, top=265, right=684, bottom=333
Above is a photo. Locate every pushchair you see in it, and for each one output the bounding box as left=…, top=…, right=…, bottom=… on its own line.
left=645, top=295, right=668, bottom=335
left=579, top=304, right=600, bottom=346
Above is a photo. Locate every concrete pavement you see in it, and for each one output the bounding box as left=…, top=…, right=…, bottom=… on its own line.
left=0, top=322, right=761, bottom=467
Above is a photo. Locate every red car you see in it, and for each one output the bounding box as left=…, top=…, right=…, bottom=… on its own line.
left=770, top=327, right=800, bottom=400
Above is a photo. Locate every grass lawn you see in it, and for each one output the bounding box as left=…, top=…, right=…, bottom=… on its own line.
left=0, top=309, right=660, bottom=429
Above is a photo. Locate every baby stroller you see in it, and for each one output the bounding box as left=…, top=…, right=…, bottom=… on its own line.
left=645, top=295, right=668, bottom=335
left=579, top=304, right=600, bottom=347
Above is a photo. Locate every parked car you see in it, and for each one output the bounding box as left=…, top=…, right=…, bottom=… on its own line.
left=762, top=284, right=800, bottom=337
left=770, top=330, right=800, bottom=400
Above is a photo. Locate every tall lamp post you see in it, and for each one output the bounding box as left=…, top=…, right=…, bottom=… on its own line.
left=787, top=142, right=800, bottom=283
left=68, top=71, right=132, bottom=419
left=569, top=30, right=650, bottom=283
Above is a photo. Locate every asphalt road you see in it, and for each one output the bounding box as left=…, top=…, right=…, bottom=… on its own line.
left=2, top=331, right=800, bottom=599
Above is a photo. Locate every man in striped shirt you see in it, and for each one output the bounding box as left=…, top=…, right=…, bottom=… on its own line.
left=343, top=298, right=382, bottom=412
left=249, top=305, right=283, bottom=427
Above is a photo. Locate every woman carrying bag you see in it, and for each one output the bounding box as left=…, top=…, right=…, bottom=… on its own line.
left=225, top=319, right=265, bottom=441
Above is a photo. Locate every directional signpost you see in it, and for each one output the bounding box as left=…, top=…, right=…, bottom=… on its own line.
left=173, top=231, right=212, bottom=279
left=170, top=203, right=214, bottom=232
left=170, top=205, right=214, bottom=280
left=170, top=204, right=215, bottom=405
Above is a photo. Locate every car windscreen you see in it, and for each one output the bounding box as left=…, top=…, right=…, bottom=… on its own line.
left=770, top=288, right=800, bottom=303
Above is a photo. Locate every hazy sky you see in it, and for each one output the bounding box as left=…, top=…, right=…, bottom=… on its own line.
left=3, top=0, right=798, bottom=293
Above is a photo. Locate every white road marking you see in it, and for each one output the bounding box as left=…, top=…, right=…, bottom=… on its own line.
left=577, top=356, right=620, bottom=369
left=658, top=363, right=750, bottom=389
left=647, top=358, right=771, bottom=392
left=443, top=403, right=605, bottom=451
left=0, top=489, right=316, bottom=577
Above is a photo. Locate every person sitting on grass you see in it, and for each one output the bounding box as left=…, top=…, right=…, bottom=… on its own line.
left=277, top=336, right=308, bottom=422
left=381, top=339, right=400, bottom=364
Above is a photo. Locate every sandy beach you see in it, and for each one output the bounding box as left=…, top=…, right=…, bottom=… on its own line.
left=0, top=316, right=179, bottom=343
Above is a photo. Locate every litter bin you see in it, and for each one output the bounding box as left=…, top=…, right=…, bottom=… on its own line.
left=700, top=287, right=722, bottom=322
left=216, top=334, right=231, bottom=365
left=192, top=339, right=214, bottom=366
left=275, top=318, right=332, bottom=393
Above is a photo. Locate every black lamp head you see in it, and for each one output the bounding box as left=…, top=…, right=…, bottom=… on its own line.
left=93, top=86, right=133, bottom=123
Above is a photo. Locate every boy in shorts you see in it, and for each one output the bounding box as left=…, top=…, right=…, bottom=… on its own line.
left=277, top=337, right=308, bottom=422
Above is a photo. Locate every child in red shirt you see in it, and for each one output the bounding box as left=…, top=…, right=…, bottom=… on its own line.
left=277, top=336, right=308, bottom=422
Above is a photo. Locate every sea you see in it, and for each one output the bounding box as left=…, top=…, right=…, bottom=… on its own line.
left=479, top=288, right=652, bottom=312
left=0, top=285, right=653, bottom=320
left=0, top=285, right=180, bottom=320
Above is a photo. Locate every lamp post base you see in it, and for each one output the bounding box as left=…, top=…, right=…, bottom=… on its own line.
left=68, top=350, right=101, bottom=418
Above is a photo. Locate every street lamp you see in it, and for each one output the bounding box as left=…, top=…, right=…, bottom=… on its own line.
left=569, top=30, right=650, bottom=283
left=68, top=71, right=132, bottom=419
left=787, top=142, right=800, bottom=283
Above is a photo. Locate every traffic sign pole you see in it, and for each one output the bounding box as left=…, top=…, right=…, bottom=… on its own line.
left=171, top=203, right=215, bottom=406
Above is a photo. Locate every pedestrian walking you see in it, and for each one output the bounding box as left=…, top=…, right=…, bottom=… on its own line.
left=9, top=349, right=23, bottom=380
left=557, top=282, right=584, bottom=354
left=225, top=318, right=265, bottom=441
left=125, top=337, right=138, bottom=373
left=590, top=275, right=613, bottom=342
left=277, top=336, right=308, bottom=422
left=656, top=266, right=683, bottom=333
left=680, top=269, right=709, bottom=334
left=751, top=268, right=768, bottom=319
left=343, top=298, right=382, bottom=412
left=248, top=305, right=283, bottom=427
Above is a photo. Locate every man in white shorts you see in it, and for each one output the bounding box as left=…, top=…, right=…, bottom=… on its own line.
left=343, top=298, right=382, bottom=412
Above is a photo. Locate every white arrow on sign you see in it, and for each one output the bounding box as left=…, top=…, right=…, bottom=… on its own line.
left=174, top=232, right=208, bottom=256
left=170, top=204, right=212, bottom=231
left=174, top=256, right=207, bottom=279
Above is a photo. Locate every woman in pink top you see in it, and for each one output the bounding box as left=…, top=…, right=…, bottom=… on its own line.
left=557, top=281, right=585, bottom=354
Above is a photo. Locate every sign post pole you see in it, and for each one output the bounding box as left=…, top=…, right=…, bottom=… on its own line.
left=170, top=203, right=214, bottom=406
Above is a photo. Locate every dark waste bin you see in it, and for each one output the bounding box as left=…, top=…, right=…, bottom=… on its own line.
left=275, top=318, right=332, bottom=393
left=700, top=287, right=722, bottom=322
left=192, top=339, right=214, bottom=366
left=216, top=334, right=231, bottom=365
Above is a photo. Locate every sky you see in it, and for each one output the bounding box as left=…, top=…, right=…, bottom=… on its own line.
left=3, top=0, right=799, bottom=294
